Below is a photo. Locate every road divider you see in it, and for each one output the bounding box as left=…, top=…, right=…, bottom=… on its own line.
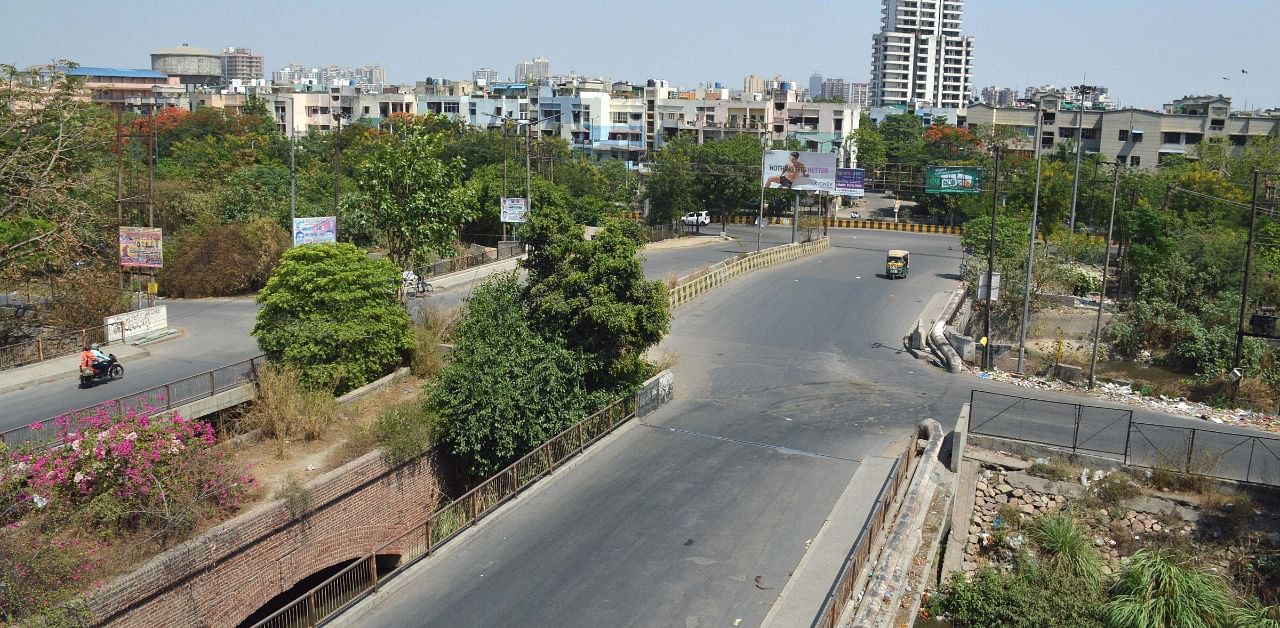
left=712, top=215, right=962, bottom=235
left=668, top=237, right=830, bottom=309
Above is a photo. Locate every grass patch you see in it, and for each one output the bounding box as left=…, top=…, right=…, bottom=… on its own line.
left=410, top=307, right=455, bottom=379
left=1103, top=549, right=1238, bottom=628
left=1032, top=512, right=1103, bottom=588
left=272, top=473, right=314, bottom=520
left=237, top=365, right=339, bottom=458
left=1027, top=459, right=1075, bottom=482
left=373, top=398, right=439, bottom=465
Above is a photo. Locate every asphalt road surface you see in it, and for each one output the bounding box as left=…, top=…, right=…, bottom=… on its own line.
left=342, top=228, right=968, bottom=627
left=0, top=298, right=261, bottom=433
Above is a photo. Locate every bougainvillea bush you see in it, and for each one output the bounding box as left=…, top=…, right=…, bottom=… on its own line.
left=0, top=407, right=257, bottom=622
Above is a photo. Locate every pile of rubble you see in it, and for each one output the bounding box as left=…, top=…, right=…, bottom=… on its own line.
left=972, top=368, right=1280, bottom=434
left=962, top=468, right=1069, bottom=575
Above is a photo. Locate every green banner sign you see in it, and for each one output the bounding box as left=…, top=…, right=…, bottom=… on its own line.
left=925, top=166, right=982, bottom=194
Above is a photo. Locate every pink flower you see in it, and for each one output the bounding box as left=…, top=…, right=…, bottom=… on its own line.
left=29, top=421, right=43, bottom=432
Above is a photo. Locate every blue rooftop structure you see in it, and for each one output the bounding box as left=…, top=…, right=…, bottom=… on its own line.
left=62, top=67, right=169, bottom=79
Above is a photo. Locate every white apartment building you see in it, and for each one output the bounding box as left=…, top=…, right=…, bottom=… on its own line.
left=870, top=0, right=974, bottom=108
left=515, top=57, right=550, bottom=83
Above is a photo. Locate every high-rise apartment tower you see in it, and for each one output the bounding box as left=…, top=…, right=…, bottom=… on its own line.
left=869, top=0, right=973, bottom=108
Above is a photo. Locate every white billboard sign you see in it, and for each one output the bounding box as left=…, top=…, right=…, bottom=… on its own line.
left=762, top=150, right=837, bottom=192
left=500, top=197, right=529, bottom=223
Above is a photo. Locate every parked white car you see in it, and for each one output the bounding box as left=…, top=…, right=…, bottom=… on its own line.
left=681, top=211, right=711, bottom=226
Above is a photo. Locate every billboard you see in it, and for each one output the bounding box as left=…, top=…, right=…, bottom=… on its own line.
left=118, top=226, right=163, bottom=268
left=925, top=166, right=982, bottom=194
left=500, top=197, right=529, bottom=223
left=762, top=150, right=837, bottom=192
left=292, top=217, right=337, bottom=246
left=834, top=168, right=866, bottom=197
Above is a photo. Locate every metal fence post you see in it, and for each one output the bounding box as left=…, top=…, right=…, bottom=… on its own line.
left=1072, top=404, right=1083, bottom=453
left=164, top=383, right=173, bottom=410
left=425, top=517, right=433, bottom=556
left=1247, top=438, right=1257, bottom=484
left=1122, top=412, right=1133, bottom=465
left=306, top=593, right=317, bottom=627
left=368, top=555, right=378, bottom=592
left=578, top=423, right=585, bottom=453
left=1185, top=430, right=1197, bottom=473
left=209, top=370, right=216, bottom=395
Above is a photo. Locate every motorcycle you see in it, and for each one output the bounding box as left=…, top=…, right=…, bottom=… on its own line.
left=79, top=354, right=123, bottom=388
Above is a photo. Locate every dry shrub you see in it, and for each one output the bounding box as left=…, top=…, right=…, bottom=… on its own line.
left=272, top=473, right=315, bottom=520
left=161, top=218, right=288, bottom=298
left=43, top=268, right=130, bottom=330
left=238, top=365, right=338, bottom=457
left=410, top=307, right=456, bottom=379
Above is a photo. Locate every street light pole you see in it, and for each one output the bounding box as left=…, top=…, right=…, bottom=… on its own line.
left=289, top=126, right=296, bottom=226
left=983, top=145, right=1001, bottom=371
left=1015, top=108, right=1046, bottom=374
left=1068, top=85, right=1091, bottom=232
left=1089, top=164, right=1122, bottom=388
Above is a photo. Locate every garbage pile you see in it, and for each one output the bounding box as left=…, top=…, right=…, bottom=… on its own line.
left=972, top=367, right=1280, bottom=434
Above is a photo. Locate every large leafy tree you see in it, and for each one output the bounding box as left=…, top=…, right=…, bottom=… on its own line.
left=0, top=64, right=114, bottom=280
left=694, top=134, right=763, bottom=227
left=852, top=113, right=887, bottom=172
left=253, top=242, right=413, bottom=394
left=879, top=113, right=927, bottom=164
left=644, top=135, right=699, bottom=224
left=432, top=273, right=594, bottom=478
left=347, top=115, right=475, bottom=267
left=522, top=203, right=670, bottom=389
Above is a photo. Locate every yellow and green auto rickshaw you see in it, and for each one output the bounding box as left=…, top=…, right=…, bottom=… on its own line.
left=886, top=249, right=909, bottom=279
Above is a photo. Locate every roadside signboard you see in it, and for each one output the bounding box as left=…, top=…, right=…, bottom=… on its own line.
left=925, top=166, right=982, bottom=194
left=501, top=197, right=529, bottom=223
left=292, top=217, right=337, bottom=246
left=978, top=272, right=1002, bottom=301
left=833, top=168, right=866, bottom=197
left=118, top=226, right=163, bottom=268
left=762, top=150, right=837, bottom=192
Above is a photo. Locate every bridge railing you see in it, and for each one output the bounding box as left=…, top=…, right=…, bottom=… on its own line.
left=668, top=237, right=830, bottom=309
left=0, top=322, right=127, bottom=371
left=0, top=354, right=267, bottom=450
left=813, top=437, right=915, bottom=628
left=968, top=389, right=1280, bottom=487
left=248, top=395, right=638, bottom=628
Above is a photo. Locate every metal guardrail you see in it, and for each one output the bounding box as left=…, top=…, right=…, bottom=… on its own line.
left=0, top=354, right=267, bottom=450
left=410, top=242, right=524, bottom=281
left=968, top=389, right=1280, bottom=487
left=813, top=438, right=915, bottom=628
left=668, top=237, right=830, bottom=309
left=249, top=396, right=638, bottom=628
left=0, top=322, right=127, bottom=371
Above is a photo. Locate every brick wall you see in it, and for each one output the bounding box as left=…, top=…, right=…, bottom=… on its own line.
left=89, top=449, right=442, bottom=627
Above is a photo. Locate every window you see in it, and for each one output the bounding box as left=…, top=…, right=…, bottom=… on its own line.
left=612, top=111, right=627, bottom=123
left=1210, top=118, right=1226, bottom=131
left=1081, top=128, right=1097, bottom=140
left=1041, top=112, right=1055, bottom=125
left=1162, top=132, right=1181, bottom=144
left=362, top=106, right=370, bottom=114
left=443, top=102, right=460, bottom=113
left=1131, top=130, right=1143, bottom=143
left=1059, top=127, right=1076, bottom=138
left=1231, top=134, right=1248, bottom=147
left=1128, top=155, right=1140, bottom=167
left=1184, top=133, right=1203, bottom=145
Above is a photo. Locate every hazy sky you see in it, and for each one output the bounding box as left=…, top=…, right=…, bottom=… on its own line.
left=2, top=0, right=1277, bottom=109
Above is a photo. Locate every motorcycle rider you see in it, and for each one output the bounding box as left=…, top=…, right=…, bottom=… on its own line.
left=80, top=345, right=96, bottom=374
left=90, top=343, right=111, bottom=374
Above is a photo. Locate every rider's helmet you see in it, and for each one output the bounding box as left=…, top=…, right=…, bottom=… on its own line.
left=90, top=343, right=100, bottom=350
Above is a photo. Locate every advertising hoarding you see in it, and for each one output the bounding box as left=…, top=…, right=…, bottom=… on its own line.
left=292, top=217, right=337, bottom=246
left=500, top=197, right=529, bottom=223
left=118, top=226, right=163, bottom=268
left=834, top=168, right=866, bottom=197
left=762, top=150, right=837, bottom=192
left=925, top=166, right=982, bottom=194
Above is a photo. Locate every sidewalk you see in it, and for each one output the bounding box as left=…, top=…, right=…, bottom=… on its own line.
left=427, top=255, right=526, bottom=292
left=761, top=454, right=901, bottom=627
left=0, top=343, right=153, bottom=396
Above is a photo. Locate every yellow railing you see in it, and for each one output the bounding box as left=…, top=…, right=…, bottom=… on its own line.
left=667, top=237, right=830, bottom=309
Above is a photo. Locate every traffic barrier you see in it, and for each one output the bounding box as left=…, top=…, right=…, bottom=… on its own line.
left=714, top=215, right=963, bottom=235
left=667, top=237, right=830, bottom=309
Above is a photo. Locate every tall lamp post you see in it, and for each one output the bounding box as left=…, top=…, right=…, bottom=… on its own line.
left=483, top=110, right=568, bottom=217
left=1068, top=85, right=1096, bottom=233
left=1088, top=161, right=1123, bottom=388
left=983, top=144, right=1001, bottom=371
left=1015, top=107, right=1047, bottom=374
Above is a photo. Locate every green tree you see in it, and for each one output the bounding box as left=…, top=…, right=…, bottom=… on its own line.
left=853, top=113, right=887, bottom=172
left=347, top=116, right=475, bottom=267
left=253, top=243, right=413, bottom=394
left=693, top=134, right=763, bottom=228
left=879, top=113, right=927, bottom=164
left=644, top=135, right=698, bottom=224
left=431, top=273, right=594, bottom=478
left=521, top=204, right=670, bottom=389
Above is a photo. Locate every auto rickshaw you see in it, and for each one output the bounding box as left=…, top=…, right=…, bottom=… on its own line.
left=886, top=249, right=909, bottom=279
